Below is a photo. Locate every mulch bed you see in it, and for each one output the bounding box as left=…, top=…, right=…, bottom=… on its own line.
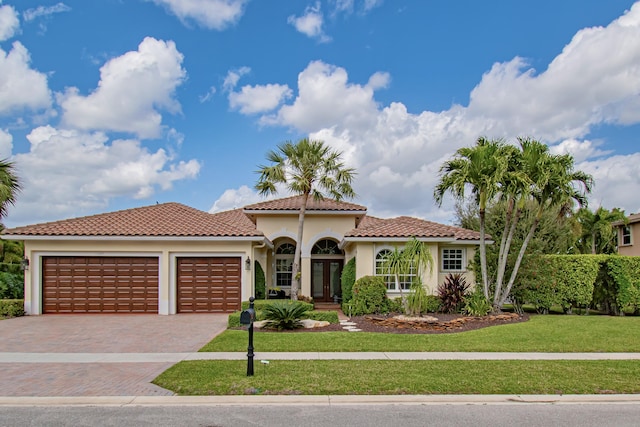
left=256, top=312, right=528, bottom=334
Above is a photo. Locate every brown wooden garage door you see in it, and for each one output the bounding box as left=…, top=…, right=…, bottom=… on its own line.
left=177, top=257, right=241, bottom=313
left=42, top=256, right=159, bottom=313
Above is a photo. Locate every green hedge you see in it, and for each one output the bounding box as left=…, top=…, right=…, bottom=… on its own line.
left=0, top=299, right=25, bottom=318
left=514, top=255, right=640, bottom=315
left=254, top=261, right=266, bottom=300
left=341, top=257, right=356, bottom=302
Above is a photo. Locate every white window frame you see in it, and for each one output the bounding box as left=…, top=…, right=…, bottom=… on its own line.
left=441, top=247, right=465, bottom=272
left=375, top=248, right=415, bottom=292
left=275, top=243, right=295, bottom=289
left=621, top=226, right=632, bottom=246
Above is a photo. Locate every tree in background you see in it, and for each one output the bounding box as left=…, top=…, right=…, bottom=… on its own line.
left=574, top=206, right=626, bottom=254
left=255, top=139, right=355, bottom=300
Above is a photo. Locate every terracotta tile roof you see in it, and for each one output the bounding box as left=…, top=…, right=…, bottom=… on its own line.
left=3, top=203, right=263, bottom=238
left=612, top=212, right=640, bottom=226
left=243, top=195, right=367, bottom=212
left=345, top=215, right=484, bottom=241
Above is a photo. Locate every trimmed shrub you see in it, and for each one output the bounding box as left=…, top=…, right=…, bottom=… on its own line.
left=0, top=272, right=23, bottom=299
left=424, top=295, right=441, bottom=313
left=387, top=297, right=404, bottom=314
left=262, top=301, right=309, bottom=330
left=341, top=257, right=356, bottom=302
left=437, top=273, right=470, bottom=313
left=254, top=261, right=266, bottom=300
left=463, top=288, right=492, bottom=316
left=0, top=299, right=24, bottom=318
left=597, top=256, right=640, bottom=315
left=351, top=275, right=389, bottom=315
left=306, top=310, right=339, bottom=324
left=514, top=255, right=602, bottom=314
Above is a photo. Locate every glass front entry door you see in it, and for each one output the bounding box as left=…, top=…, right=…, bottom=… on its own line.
left=312, top=260, right=343, bottom=302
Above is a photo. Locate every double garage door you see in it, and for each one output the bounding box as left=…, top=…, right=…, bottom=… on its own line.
left=42, top=256, right=241, bottom=314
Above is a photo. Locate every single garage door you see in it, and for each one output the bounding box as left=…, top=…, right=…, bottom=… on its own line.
left=177, top=257, right=241, bottom=313
left=42, top=256, right=159, bottom=313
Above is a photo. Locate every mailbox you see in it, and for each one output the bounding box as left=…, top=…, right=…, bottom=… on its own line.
left=240, top=307, right=255, bottom=325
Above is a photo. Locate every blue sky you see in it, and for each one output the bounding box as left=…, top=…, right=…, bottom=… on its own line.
left=1, top=0, right=639, bottom=227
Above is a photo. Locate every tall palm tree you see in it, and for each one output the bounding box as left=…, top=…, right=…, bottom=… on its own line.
left=497, top=150, right=593, bottom=307
left=0, top=159, right=20, bottom=220
left=434, top=137, right=509, bottom=300
left=256, top=139, right=355, bottom=300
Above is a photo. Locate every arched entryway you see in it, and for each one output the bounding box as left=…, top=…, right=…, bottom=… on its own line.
left=311, top=239, right=343, bottom=302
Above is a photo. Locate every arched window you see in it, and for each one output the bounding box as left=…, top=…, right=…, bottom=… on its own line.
left=275, top=242, right=295, bottom=288
left=375, top=249, right=415, bottom=291
left=311, top=239, right=342, bottom=255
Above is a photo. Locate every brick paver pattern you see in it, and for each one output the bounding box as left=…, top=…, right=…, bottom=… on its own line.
left=0, top=314, right=228, bottom=396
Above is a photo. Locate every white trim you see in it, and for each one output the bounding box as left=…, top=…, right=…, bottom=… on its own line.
left=303, top=231, right=344, bottom=257
left=441, top=247, right=466, bottom=272
left=5, top=235, right=266, bottom=242
left=345, top=237, right=456, bottom=243
left=169, top=252, right=246, bottom=315
left=243, top=209, right=365, bottom=216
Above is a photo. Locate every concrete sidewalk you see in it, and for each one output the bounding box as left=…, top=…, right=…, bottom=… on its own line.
left=1, top=394, right=640, bottom=407
left=2, top=351, right=640, bottom=363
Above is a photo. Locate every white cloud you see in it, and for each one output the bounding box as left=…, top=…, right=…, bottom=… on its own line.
left=330, top=0, right=382, bottom=16
left=23, top=3, right=71, bottom=22
left=0, top=3, right=19, bottom=41
left=264, top=61, right=381, bottom=132
left=208, top=185, right=263, bottom=212
left=579, top=154, right=640, bottom=214
left=58, top=37, right=185, bottom=139
left=199, top=86, right=217, bottom=103
left=0, top=42, right=52, bottom=115
left=362, top=0, right=383, bottom=12
left=288, top=2, right=331, bottom=43
left=549, top=138, right=612, bottom=163
left=229, top=84, right=292, bottom=114
left=8, top=126, right=200, bottom=225
left=150, top=0, right=248, bottom=30
left=234, top=3, right=640, bottom=220
left=0, top=128, right=12, bottom=159
left=223, top=66, right=250, bottom=91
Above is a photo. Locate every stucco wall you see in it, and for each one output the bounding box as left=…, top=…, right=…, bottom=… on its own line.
left=23, top=239, right=255, bottom=315
left=618, top=222, right=640, bottom=256
left=348, top=241, right=477, bottom=296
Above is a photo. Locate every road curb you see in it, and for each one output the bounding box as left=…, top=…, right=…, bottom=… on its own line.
left=1, top=394, right=639, bottom=407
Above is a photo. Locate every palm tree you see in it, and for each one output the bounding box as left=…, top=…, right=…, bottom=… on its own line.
left=434, top=137, right=509, bottom=300
left=497, top=150, right=593, bottom=308
left=0, top=159, right=20, bottom=220
left=256, top=138, right=355, bottom=300
left=575, top=206, right=626, bottom=254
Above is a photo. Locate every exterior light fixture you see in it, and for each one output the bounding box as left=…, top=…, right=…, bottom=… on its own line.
left=20, top=257, right=30, bottom=271
left=245, top=257, right=251, bottom=270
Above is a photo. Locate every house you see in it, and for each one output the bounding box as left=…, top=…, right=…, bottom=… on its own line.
left=613, top=213, right=640, bottom=256
left=2, top=196, right=484, bottom=315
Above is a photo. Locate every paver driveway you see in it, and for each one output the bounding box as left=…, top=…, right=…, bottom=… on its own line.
left=0, top=314, right=228, bottom=396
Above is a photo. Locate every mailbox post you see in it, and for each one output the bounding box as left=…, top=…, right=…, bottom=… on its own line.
left=239, top=297, right=256, bottom=376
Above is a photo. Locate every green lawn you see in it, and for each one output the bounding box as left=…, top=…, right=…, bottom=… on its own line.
left=200, top=315, right=640, bottom=353
left=154, top=360, right=640, bottom=395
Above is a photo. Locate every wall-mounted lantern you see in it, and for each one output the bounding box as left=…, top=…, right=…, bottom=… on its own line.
left=245, top=256, right=251, bottom=271
left=20, top=257, right=29, bottom=271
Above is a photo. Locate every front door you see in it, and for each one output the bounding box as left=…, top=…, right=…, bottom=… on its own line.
left=312, top=260, right=343, bottom=302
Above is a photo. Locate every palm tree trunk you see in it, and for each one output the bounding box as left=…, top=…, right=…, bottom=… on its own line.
left=290, top=193, right=309, bottom=301
left=494, top=206, right=522, bottom=306
left=479, top=208, right=489, bottom=300
left=499, top=214, right=541, bottom=308
left=591, top=231, right=596, bottom=255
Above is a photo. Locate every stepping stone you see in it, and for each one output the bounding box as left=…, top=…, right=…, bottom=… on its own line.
left=340, top=321, right=357, bottom=326
left=346, top=328, right=362, bottom=332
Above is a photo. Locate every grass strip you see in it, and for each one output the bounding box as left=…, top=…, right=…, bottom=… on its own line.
left=200, top=315, right=640, bottom=352
left=153, top=360, right=640, bottom=395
